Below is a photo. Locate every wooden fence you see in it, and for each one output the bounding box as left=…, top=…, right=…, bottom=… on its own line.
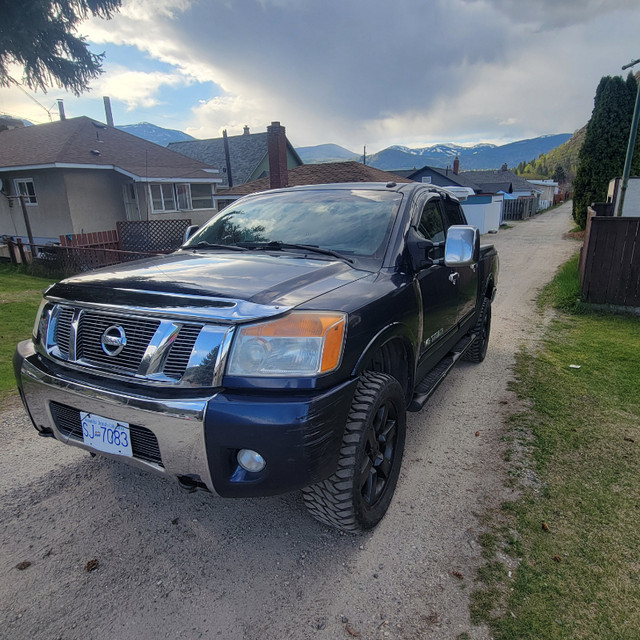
left=580, top=210, right=640, bottom=308
left=54, top=229, right=129, bottom=272
left=59, top=230, right=120, bottom=250
left=42, top=219, right=192, bottom=274
left=502, top=197, right=537, bottom=221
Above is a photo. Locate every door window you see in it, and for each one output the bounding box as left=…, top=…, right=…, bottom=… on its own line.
left=418, top=200, right=445, bottom=241
left=417, top=199, right=445, bottom=259
left=443, top=197, right=465, bottom=227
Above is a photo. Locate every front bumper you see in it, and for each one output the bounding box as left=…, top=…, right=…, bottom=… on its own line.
left=14, top=340, right=357, bottom=497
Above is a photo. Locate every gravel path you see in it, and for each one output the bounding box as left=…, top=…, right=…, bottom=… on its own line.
left=0, top=202, right=578, bottom=640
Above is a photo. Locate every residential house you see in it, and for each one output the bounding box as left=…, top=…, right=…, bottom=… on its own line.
left=0, top=116, right=222, bottom=244
left=394, top=161, right=541, bottom=232
left=390, top=164, right=476, bottom=201
left=391, top=165, right=466, bottom=188
left=168, top=121, right=303, bottom=208
left=607, top=176, right=640, bottom=216
left=527, top=179, right=559, bottom=210
left=223, top=161, right=413, bottom=198
left=450, top=163, right=544, bottom=230
left=388, top=161, right=498, bottom=232
left=455, top=164, right=541, bottom=199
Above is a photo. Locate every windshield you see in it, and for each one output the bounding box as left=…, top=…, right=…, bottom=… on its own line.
left=184, top=188, right=403, bottom=259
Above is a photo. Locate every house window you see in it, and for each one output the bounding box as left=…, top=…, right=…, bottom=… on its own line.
left=190, top=183, right=214, bottom=209
left=149, top=183, right=215, bottom=213
left=176, top=184, right=191, bottom=210
left=14, top=178, right=37, bottom=205
left=149, top=184, right=176, bottom=212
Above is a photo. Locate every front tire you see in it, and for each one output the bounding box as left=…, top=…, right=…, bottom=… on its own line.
left=302, top=372, right=406, bottom=533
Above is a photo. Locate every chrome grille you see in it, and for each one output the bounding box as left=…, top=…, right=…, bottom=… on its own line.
left=164, top=324, right=202, bottom=379
left=49, top=401, right=163, bottom=466
left=76, top=313, right=160, bottom=373
left=43, top=303, right=232, bottom=386
left=54, top=307, right=75, bottom=356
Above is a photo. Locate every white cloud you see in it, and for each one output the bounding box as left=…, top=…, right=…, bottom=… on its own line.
left=3, top=0, right=640, bottom=150
left=90, top=66, right=192, bottom=110
left=185, top=95, right=268, bottom=139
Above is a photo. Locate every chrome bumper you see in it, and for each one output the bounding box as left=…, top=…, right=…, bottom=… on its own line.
left=15, top=340, right=215, bottom=492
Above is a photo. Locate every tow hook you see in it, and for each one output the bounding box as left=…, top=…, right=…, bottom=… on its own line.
left=176, top=475, right=209, bottom=493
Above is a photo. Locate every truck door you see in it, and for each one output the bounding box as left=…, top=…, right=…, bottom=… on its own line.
left=416, top=197, right=459, bottom=358
left=443, top=195, right=478, bottom=324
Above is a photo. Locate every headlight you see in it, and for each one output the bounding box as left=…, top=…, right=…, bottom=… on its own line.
left=32, top=299, right=49, bottom=343
left=227, top=312, right=347, bottom=377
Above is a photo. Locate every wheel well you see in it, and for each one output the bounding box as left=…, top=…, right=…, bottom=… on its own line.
left=365, top=339, right=413, bottom=403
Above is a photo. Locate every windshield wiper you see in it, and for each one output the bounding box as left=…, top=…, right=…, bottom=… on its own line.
left=237, top=241, right=355, bottom=265
left=191, top=241, right=248, bottom=252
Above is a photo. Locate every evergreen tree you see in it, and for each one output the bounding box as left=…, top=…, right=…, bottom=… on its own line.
left=0, top=0, right=121, bottom=95
left=552, top=165, right=567, bottom=183
left=573, top=74, right=640, bottom=228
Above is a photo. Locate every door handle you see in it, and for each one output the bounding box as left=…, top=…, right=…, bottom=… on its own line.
left=449, top=272, right=460, bottom=285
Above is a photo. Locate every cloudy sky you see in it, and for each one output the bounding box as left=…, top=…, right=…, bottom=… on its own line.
left=1, top=0, right=639, bottom=153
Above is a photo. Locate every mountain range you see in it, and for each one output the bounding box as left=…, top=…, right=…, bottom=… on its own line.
left=296, top=134, right=572, bottom=171
left=117, top=122, right=572, bottom=172
left=117, top=122, right=195, bottom=146
left=296, top=144, right=361, bottom=163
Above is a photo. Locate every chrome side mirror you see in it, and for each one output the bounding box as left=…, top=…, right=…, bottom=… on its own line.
left=444, top=225, right=479, bottom=266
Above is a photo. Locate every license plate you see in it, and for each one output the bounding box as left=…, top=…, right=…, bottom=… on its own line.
left=80, top=412, right=133, bottom=457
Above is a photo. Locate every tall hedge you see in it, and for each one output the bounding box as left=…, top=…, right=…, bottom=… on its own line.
left=573, top=74, right=640, bottom=228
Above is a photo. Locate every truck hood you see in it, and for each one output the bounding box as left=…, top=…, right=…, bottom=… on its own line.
left=46, top=251, right=371, bottom=322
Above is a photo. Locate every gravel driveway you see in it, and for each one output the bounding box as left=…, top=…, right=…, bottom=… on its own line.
left=0, top=202, right=578, bottom=640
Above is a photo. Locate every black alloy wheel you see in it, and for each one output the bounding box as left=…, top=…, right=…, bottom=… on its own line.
left=359, top=396, right=400, bottom=510
left=303, top=371, right=407, bottom=533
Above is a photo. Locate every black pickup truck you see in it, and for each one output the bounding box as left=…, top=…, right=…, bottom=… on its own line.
left=14, top=182, right=498, bottom=532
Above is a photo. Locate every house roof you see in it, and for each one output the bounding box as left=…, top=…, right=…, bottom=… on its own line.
left=223, top=161, right=413, bottom=196
left=388, top=169, right=415, bottom=178
left=168, top=128, right=303, bottom=188
left=0, top=116, right=221, bottom=182
left=455, top=169, right=538, bottom=194
left=389, top=165, right=468, bottom=187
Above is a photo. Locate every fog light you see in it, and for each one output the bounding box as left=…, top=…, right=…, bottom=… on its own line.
left=237, top=449, right=266, bottom=473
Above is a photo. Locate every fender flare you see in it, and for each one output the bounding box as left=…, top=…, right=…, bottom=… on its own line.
left=351, top=322, right=417, bottom=398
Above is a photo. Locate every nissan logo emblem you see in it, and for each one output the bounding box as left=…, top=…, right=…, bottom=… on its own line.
left=101, top=325, right=127, bottom=356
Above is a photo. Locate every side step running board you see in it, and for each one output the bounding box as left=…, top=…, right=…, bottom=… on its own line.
left=408, top=333, right=477, bottom=412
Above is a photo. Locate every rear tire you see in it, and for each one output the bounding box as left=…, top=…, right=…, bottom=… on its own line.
left=463, top=297, right=491, bottom=363
left=302, top=372, right=406, bottom=533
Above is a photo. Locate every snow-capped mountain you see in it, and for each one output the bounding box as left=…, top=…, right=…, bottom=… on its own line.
left=117, top=122, right=195, bottom=147
left=299, top=135, right=571, bottom=171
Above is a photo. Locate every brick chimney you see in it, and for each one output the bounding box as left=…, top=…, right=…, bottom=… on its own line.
left=243, top=125, right=250, bottom=135
left=267, top=121, right=288, bottom=189
left=453, top=156, right=460, bottom=175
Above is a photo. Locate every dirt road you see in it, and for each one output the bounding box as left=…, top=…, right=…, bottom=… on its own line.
left=0, top=202, right=578, bottom=640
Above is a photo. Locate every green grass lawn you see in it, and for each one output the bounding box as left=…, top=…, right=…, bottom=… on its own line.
left=472, top=255, right=640, bottom=639
left=0, top=264, right=54, bottom=405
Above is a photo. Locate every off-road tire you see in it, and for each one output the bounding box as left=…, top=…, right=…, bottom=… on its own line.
left=463, top=296, right=491, bottom=363
left=302, top=371, right=406, bottom=533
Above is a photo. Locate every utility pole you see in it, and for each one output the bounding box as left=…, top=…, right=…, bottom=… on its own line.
left=363, top=145, right=367, bottom=165
left=0, top=192, right=36, bottom=256
left=18, top=195, right=35, bottom=249
left=616, top=57, right=640, bottom=216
